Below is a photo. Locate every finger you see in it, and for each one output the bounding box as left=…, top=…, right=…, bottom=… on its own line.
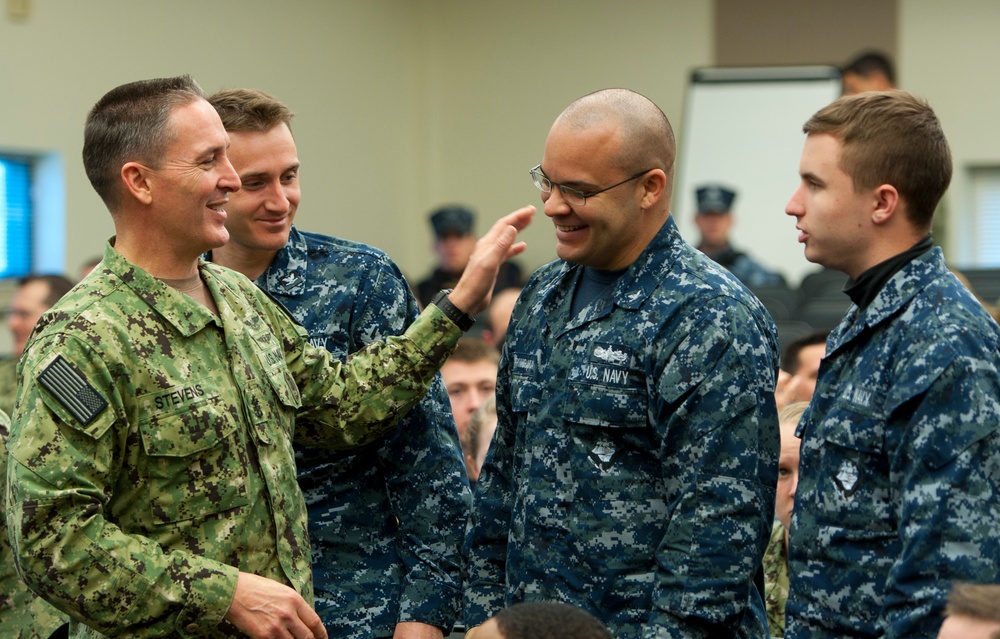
left=499, top=205, right=535, bottom=232
left=292, top=599, right=327, bottom=639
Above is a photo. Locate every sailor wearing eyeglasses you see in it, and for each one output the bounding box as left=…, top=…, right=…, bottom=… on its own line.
left=465, top=88, right=780, bottom=639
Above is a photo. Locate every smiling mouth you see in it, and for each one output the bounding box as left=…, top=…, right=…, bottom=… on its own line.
left=556, top=224, right=586, bottom=232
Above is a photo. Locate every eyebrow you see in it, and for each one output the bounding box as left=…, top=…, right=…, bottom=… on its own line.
left=801, top=170, right=824, bottom=185
left=540, top=166, right=598, bottom=190
left=239, top=163, right=300, bottom=181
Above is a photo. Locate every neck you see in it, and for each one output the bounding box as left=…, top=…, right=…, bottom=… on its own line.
left=211, top=243, right=277, bottom=281
left=114, top=227, right=201, bottom=279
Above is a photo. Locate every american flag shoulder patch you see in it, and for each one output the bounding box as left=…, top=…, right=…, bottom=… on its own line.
left=37, top=355, right=108, bottom=426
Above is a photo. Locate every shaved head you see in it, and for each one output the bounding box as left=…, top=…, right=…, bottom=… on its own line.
left=555, top=88, right=676, bottom=193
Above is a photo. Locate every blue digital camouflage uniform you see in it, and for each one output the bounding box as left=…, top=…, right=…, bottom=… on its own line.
left=785, top=247, right=1000, bottom=639
left=248, top=227, right=471, bottom=637
left=0, top=409, right=70, bottom=638
left=465, top=217, right=780, bottom=639
left=4, top=240, right=462, bottom=639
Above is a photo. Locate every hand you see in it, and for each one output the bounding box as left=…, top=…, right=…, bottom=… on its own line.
left=449, top=206, right=535, bottom=316
left=224, top=572, right=328, bottom=639
left=392, top=621, right=445, bottom=639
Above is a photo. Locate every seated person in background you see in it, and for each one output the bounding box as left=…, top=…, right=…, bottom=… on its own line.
left=462, top=395, right=497, bottom=486
left=841, top=50, right=896, bottom=96
left=416, top=205, right=524, bottom=309
left=774, top=330, right=827, bottom=411
left=764, top=401, right=808, bottom=638
left=938, top=583, right=1000, bottom=639
left=482, top=287, right=521, bottom=349
left=693, top=184, right=784, bottom=288
left=441, top=338, right=499, bottom=442
left=0, top=274, right=75, bottom=414
left=467, top=601, right=612, bottom=639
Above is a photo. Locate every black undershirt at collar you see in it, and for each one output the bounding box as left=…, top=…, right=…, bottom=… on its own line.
left=843, top=235, right=934, bottom=309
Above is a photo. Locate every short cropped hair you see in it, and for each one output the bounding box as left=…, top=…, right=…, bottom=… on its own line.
left=448, top=337, right=500, bottom=366
left=803, top=90, right=952, bottom=232
left=945, top=582, right=1000, bottom=639
left=208, top=87, right=295, bottom=134
left=83, top=76, right=205, bottom=211
left=493, top=602, right=612, bottom=639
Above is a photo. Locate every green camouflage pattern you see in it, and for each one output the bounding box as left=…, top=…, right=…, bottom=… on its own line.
left=0, top=408, right=70, bottom=638
left=245, top=227, right=471, bottom=637
left=763, top=520, right=788, bottom=638
left=5, top=240, right=461, bottom=638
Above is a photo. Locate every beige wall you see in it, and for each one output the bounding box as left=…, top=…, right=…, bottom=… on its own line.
left=900, top=0, right=1000, bottom=265
left=0, top=0, right=711, bottom=287
left=1, top=0, right=998, bottom=289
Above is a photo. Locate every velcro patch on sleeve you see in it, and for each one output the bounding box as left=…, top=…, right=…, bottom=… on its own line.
left=37, top=355, right=108, bottom=426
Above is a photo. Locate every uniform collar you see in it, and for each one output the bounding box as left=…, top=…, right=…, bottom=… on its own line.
left=104, top=238, right=220, bottom=337
left=831, top=246, right=947, bottom=350
left=259, top=226, right=308, bottom=296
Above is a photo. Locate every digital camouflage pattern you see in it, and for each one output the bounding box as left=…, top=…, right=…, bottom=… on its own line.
left=763, top=520, right=788, bottom=638
left=465, top=218, right=780, bottom=639
left=786, top=247, right=1000, bottom=639
left=5, top=240, right=461, bottom=638
left=249, top=227, right=471, bottom=637
left=0, top=409, right=70, bottom=638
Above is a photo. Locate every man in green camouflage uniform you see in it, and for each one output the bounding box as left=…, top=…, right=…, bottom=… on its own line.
left=4, top=76, right=532, bottom=639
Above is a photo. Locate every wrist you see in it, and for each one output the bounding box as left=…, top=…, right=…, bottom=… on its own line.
left=431, top=289, right=476, bottom=331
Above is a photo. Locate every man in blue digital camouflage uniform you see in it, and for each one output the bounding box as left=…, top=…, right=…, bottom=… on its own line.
left=464, top=88, right=780, bottom=639
left=783, top=90, right=1000, bottom=638
left=208, top=88, right=471, bottom=639
left=5, top=76, right=532, bottom=639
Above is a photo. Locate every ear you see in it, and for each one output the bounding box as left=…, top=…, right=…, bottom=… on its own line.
left=871, top=184, right=899, bottom=225
left=121, top=161, right=154, bottom=206
left=639, top=169, right=668, bottom=210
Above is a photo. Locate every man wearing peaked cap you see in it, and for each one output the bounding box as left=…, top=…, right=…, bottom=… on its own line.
left=416, top=205, right=524, bottom=309
left=694, top=183, right=785, bottom=288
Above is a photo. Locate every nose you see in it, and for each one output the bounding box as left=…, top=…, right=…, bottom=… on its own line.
left=543, top=185, right=571, bottom=217
left=789, top=472, right=798, bottom=498
left=785, top=185, right=804, bottom=217
left=265, top=182, right=291, bottom=212
left=219, top=156, right=242, bottom=193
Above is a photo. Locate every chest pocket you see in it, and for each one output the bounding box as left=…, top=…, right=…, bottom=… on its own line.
left=240, top=317, right=303, bottom=445
left=139, top=387, right=250, bottom=525
left=811, top=396, right=893, bottom=532
left=562, top=342, right=648, bottom=429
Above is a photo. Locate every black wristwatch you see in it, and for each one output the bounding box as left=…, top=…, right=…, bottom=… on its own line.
left=431, top=289, right=476, bottom=332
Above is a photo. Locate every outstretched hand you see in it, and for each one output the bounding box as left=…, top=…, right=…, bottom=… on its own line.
left=448, top=205, right=535, bottom=317
left=224, top=571, right=328, bottom=639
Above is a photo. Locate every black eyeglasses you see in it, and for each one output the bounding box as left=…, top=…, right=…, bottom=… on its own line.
left=529, top=165, right=653, bottom=206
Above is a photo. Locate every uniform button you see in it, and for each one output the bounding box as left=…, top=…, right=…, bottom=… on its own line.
left=186, top=623, right=199, bottom=632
